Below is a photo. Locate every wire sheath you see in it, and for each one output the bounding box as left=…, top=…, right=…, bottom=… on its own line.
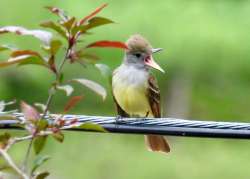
left=1, top=113, right=250, bottom=139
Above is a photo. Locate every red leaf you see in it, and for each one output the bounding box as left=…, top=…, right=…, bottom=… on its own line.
left=64, top=96, right=83, bottom=113
left=11, top=50, right=41, bottom=58
left=79, top=4, right=108, bottom=25
left=21, top=101, right=40, bottom=122
left=86, top=40, right=128, bottom=49
left=57, top=119, right=66, bottom=127
left=69, top=118, right=78, bottom=125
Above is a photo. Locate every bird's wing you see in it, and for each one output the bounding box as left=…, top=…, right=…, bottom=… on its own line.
left=112, top=69, right=130, bottom=117
left=112, top=95, right=130, bottom=117
left=147, top=75, right=161, bottom=118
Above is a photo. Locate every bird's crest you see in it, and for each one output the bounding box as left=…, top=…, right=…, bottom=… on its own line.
left=126, top=34, right=152, bottom=54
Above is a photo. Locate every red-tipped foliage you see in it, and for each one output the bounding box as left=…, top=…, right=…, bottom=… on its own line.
left=79, top=3, right=108, bottom=25
left=64, top=96, right=83, bottom=113
left=86, top=40, right=128, bottom=49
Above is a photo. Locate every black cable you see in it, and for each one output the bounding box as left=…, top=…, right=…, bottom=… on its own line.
left=1, top=113, right=250, bottom=139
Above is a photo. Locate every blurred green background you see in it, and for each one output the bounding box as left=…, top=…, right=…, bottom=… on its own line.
left=1, top=0, right=250, bottom=178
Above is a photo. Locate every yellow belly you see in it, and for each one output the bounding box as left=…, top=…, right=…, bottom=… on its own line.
left=113, top=84, right=152, bottom=117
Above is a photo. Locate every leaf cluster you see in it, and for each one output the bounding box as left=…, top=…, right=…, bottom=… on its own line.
left=0, top=4, right=127, bottom=179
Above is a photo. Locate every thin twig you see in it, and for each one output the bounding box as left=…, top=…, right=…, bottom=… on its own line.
left=0, top=149, right=29, bottom=179
left=42, top=47, right=71, bottom=118
left=5, top=130, right=52, bottom=174
left=22, top=139, right=33, bottom=172
left=42, top=88, right=55, bottom=119
left=6, top=131, right=53, bottom=152
left=22, top=46, right=71, bottom=173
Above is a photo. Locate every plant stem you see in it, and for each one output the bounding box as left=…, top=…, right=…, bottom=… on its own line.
left=42, top=88, right=55, bottom=119
left=42, top=47, right=71, bottom=118
left=22, top=139, right=33, bottom=172
left=6, top=132, right=53, bottom=152
left=22, top=46, right=71, bottom=173
left=0, top=149, right=29, bottom=179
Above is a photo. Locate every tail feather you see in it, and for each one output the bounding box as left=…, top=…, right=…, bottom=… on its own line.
left=145, top=135, right=170, bottom=153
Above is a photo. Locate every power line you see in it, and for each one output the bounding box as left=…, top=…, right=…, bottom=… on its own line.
left=1, top=113, right=250, bottom=139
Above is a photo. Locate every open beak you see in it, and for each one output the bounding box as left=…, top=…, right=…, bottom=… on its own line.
left=144, top=48, right=165, bottom=73
left=144, top=55, right=165, bottom=73
left=152, top=48, right=163, bottom=53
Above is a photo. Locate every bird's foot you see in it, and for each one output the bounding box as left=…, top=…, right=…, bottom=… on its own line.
left=138, top=111, right=149, bottom=121
left=114, top=115, right=125, bottom=124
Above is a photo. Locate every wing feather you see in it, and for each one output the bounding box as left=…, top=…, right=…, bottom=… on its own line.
left=113, top=95, right=130, bottom=117
left=147, top=75, right=161, bottom=118
left=112, top=68, right=130, bottom=117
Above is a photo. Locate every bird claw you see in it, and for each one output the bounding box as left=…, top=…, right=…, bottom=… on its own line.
left=114, top=115, right=125, bottom=124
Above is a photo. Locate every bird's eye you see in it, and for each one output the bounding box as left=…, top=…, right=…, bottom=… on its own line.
left=135, top=53, right=141, bottom=58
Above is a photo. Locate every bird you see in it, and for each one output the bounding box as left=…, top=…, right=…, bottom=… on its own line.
left=112, top=34, right=170, bottom=153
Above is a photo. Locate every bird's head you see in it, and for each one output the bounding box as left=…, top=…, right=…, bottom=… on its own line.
left=124, top=34, right=164, bottom=73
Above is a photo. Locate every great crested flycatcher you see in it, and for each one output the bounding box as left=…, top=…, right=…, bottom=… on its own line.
left=112, top=34, right=170, bottom=153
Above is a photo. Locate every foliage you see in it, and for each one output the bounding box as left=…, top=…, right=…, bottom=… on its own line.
left=0, top=4, right=127, bottom=179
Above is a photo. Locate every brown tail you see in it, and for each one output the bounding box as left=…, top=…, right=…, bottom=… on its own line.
left=145, top=135, right=170, bottom=153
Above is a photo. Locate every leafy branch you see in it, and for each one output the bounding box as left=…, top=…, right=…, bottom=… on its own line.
left=0, top=3, right=127, bottom=179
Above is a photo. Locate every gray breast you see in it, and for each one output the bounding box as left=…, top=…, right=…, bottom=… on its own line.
left=113, top=64, right=149, bottom=88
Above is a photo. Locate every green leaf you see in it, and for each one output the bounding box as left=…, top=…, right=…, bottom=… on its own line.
left=21, top=101, right=40, bottom=122
left=0, top=54, right=47, bottom=68
left=0, top=45, right=17, bottom=52
left=71, top=79, right=107, bottom=100
left=95, top=63, right=112, bottom=80
left=76, top=122, right=107, bottom=132
left=0, top=26, right=52, bottom=45
left=17, top=56, right=47, bottom=66
left=35, top=171, right=50, bottom=179
left=59, top=73, right=64, bottom=83
left=86, top=17, right=114, bottom=30
left=37, top=119, right=48, bottom=132
left=72, top=17, right=113, bottom=35
left=76, top=51, right=100, bottom=63
left=31, top=155, right=51, bottom=174
left=50, top=39, right=62, bottom=55
left=34, top=103, right=47, bottom=113
left=45, top=39, right=62, bottom=74
left=0, top=165, right=17, bottom=174
left=56, top=85, right=74, bottom=96
left=34, top=136, right=47, bottom=155
left=52, top=131, right=64, bottom=143
left=41, top=45, right=50, bottom=54
left=0, top=133, right=11, bottom=149
left=10, top=51, right=45, bottom=66
left=0, top=133, right=11, bottom=141
left=71, top=25, right=85, bottom=36
left=40, top=21, right=67, bottom=39
left=61, top=17, right=76, bottom=31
